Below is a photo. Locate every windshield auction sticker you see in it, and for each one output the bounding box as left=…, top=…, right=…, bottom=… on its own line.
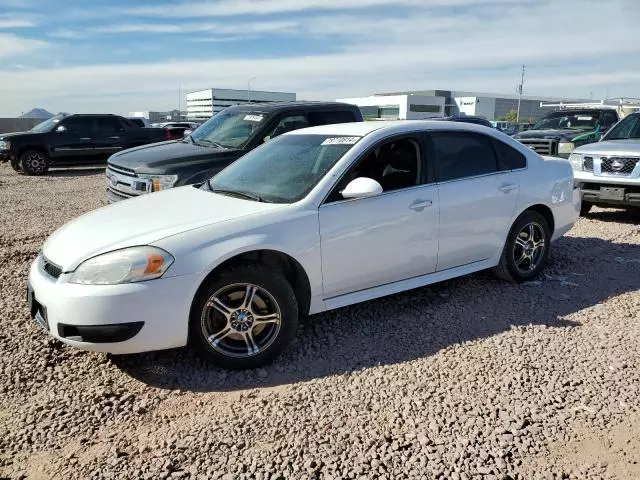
left=321, top=137, right=361, bottom=146
left=244, top=115, right=264, bottom=122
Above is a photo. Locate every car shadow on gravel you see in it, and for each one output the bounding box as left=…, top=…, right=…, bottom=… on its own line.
left=47, top=166, right=106, bottom=177
left=587, top=208, right=640, bottom=225
left=113, top=235, right=640, bottom=392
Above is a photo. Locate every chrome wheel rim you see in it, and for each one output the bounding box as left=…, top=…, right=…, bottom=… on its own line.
left=513, top=222, right=545, bottom=274
left=201, top=283, right=282, bottom=358
left=25, top=152, right=47, bottom=173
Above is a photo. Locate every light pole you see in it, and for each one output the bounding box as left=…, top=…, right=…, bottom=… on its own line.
left=516, top=64, right=526, bottom=122
left=247, top=77, right=257, bottom=103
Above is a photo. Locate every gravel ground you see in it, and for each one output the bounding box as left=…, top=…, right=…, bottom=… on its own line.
left=1, top=164, right=639, bottom=480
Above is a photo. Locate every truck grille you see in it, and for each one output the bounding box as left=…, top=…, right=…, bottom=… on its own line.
left=518, top=139, right=557, bottom=156
left=106, top=164, right=149, bottom=201
left=41, top=256, right=62, bottom=279
left=600, top=157, right=639, bottom=175
left=107, top=163, right=136, bottom=176
left=583, top=156, right=594, bottom=172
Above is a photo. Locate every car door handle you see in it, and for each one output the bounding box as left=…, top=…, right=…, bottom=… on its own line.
left=80, top=137, right=91, bottom=140
left=409, top=199, right=433, bottom=212
left=499, top=183, right=517, bottom=193
left=110, top=136, right=120, bottom=139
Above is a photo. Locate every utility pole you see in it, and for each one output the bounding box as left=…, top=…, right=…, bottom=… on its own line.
left=516, top=64, right=526, bottom=122
left=178, top=85, right=181, bottom=120
left=247, top=77, right=257, bottom=103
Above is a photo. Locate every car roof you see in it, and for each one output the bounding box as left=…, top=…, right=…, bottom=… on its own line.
left=225, top=101, right=359, bottom=113
left=284, top=119, right=499, bottom=137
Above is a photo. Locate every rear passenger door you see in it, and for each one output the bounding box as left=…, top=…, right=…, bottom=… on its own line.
left=93, top=117, right=127, bottom=158
left=428, top=131, right=521, bottom=271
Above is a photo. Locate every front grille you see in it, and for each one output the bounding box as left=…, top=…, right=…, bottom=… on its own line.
left=583, top=156, right=594, bottom=172
left=41, top=256, right=62, bottom=279
left=107, top=164, right=136, bottom=176
left=600, top=157, right=639, bottom=175
left=518, top=139, right=557, bottom=156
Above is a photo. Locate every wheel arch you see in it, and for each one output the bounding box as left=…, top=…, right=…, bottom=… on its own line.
left=16, top=145, right=50, bottom=159
left=189, top=248, right=312, bottom=321
left=515, top=203, right=555, bottom=237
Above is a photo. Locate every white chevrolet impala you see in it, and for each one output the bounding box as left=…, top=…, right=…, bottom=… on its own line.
left=27, top=121, right=580, bottom=369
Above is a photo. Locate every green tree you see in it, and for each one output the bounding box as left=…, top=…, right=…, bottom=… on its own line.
left=498, top=110, right=519, bottom=122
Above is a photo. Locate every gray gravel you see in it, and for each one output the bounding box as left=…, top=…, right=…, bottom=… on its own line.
left=1, top=164, right=639, bottom=480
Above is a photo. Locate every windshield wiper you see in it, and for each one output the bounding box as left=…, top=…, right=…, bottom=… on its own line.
left=195, top=138, right=227, bottom=149
left=210, top=187, right=267, bottom=203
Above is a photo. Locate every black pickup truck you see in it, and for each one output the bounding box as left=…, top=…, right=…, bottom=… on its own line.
left=106, top=101, right=363, bottom=202
left=0, top=114, right=169, bottom=175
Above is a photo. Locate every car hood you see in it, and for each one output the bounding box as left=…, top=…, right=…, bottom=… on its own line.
left=0, top=131, right=42, bottom=141
left=513, top=128, right=591, bottom=140
left=573, top=139, right=640, bottom=156
left=43, top=186, right=284, bottom=271
left=109, top=140, right=241, bottom=172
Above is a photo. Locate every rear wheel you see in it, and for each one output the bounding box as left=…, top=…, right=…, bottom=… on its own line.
left=20, top=150, right=50, bottom=176
left=493, top=211, right=551, bottom=283
left=190, top=264, right=298, bottom=370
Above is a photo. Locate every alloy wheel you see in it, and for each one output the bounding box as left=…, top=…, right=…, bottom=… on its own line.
left=25, top=152, right=48, bottom=174
left=200, top=283, right=282, bottom=358
left=512, top=222, right=546, bottom=274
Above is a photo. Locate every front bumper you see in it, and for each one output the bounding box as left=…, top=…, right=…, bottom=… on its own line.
left=574, top=171, right=640, bottom=207
left=27, top=257, right=199, bottom=354
left=0, top=150, right=12, bottom=162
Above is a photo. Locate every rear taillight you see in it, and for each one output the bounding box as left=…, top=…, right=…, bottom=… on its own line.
left=164, top=129, right=172, bottom=140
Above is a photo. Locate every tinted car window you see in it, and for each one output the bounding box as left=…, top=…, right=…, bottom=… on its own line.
left=308, top=110, right=357, bottom=126
left=128, top=119, right=145, bottom=127
left=266, top=115, right=310, bottom=139
left=431, top=132, right=498, bottom=182
left=602, top=111, right=618, bottom=130
left=493, top=139, right=527, bottom=170
left=60, top=116, right=92, bottom=134
left=94, top=117, right=124, bottom=132
left=603, top=114, right=640, bottom=140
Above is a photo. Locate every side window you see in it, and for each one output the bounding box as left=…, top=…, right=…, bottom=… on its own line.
left=431, top=132, right=498, bottom=182
left=326, top=137, right=422, bottom=202
left=265, top=115, right=310, bottom=140
left=60, top=117, right=92, bottom=134
left=307, top=110, right=357, bottom=126
left=493, top=139, right=527, bottom=170
left=602, top=111, right=618, bottom=129
left=94, top=117, right=124, bottom=133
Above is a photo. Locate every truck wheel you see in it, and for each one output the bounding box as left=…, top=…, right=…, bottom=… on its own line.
left=20, top=150, right=50, bottom=176
left=579, top=202, right=592, bottom=216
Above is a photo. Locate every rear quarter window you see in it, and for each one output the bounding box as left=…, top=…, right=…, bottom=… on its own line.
left=493, top=139, right=527, bottom=170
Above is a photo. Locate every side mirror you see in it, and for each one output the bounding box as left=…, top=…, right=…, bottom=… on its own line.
left=341, top=177, right=383, bottom=199
left=183, top=129, right=193, bottom=137
left=55, top=125, right=67, bottom=133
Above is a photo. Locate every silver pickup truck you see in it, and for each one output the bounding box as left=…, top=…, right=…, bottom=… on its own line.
left=569, top=112, right=640, bottom=215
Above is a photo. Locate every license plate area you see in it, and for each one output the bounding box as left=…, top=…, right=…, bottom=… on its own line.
left=599, top=186, right=625, bottom=201
left=27, top=284, right=49, bottom=331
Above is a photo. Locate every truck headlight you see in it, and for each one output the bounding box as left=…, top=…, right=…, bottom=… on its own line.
left=138, top=174, right=179, bottom=192
left=69, top=246, right=174, bottom=285
left=0, top=140, right=10, bottom=150
left=558, top=142, right=575, bottom=154
left=568, top=153, right=583, bottom=171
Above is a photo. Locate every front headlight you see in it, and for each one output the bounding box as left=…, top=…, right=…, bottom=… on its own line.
left=568, top=153, right=583, bottom=171
left=138, top=174, right=179, bottom=192
left=0, top=140, right=10, bottom=150
left=558, top=142, right=576, bottom=154
left=69, top=246, right=174, bottom=285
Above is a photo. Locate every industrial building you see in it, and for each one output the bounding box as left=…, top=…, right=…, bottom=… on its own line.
left=335, top=95, right=445, bottom=120
left=377, top=89, right=592, bottom=122
left=186, top=88, right=296, bottom=121
left=128, top=109, right=186, bottom=123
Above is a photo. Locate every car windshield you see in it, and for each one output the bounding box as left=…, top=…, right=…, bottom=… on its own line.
left=30, top=115, right=65, bottom=133
left=206, top=134, right=361, bottom=203
left=602, top=114, right=640, bottom=140
left=189, top=110, right=271, bottom=149
left=533, top=112, right=599, bottom=130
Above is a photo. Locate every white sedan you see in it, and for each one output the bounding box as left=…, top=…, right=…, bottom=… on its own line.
left=27, top=121, right=580, bottom=369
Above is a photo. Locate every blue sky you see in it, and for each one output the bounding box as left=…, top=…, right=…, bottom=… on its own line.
left=0, top=0, right=639, bottom=116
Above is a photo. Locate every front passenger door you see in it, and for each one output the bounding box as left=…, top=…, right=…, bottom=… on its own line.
left=318, top=135, right=439, bottom=299
left=430, top=132, right=520, bottom=271
left=49, top=116, right=94, bottom=163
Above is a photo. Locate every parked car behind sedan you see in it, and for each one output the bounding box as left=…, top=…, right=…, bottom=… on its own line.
left=569, top=111, right=640, bottom=215
left=28, top=121, right=579, bottom=369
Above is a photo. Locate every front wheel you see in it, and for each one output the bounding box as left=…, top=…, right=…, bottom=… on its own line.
left=190, top=264, right=298, bottom=370
left=493, top=211, right=551, bottom=283
left=20, top=150, right=50, bottom=176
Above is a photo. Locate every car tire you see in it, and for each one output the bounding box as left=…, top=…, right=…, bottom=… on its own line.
left=579, top=202, right=592, bottom=216
left=492, top=210, right=551, bottom=283
left=20, top=150, right=50, bottom=176
left=189, top=263, right=298, bottom=370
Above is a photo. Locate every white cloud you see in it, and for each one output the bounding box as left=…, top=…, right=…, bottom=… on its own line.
left=0, top=18, right=34, bottom=28
left=0, top=33, right=47, bottom=59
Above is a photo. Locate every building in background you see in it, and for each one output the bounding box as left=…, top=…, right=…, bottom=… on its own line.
left=128, top=109, right=187, bottom=123
left=336, top=95, right=445, bottom=120
left=186, top=88, right=296, bottom=121
left=378, top=89, right=592, bottom=121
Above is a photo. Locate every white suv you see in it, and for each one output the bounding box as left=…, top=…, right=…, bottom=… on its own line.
left=570, top=113, right=640, bottom=215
